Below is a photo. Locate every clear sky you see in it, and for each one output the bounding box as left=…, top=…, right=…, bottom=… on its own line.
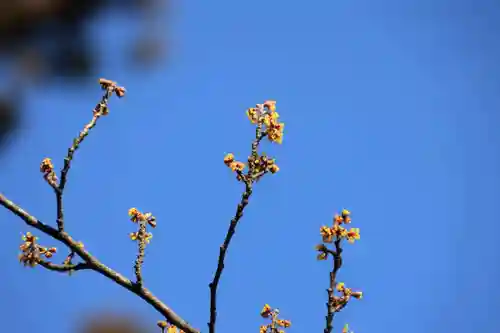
left=1, top=1, right=499, bottom=333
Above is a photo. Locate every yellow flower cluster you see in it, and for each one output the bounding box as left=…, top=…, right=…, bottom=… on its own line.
left=129, top=231, right=153, bottom=244
left=128, top=208, right=157, bottom=227
left=259, top=304, right=291, bottom=333
left=156, top=321, right=185, bottom=333
left=18, top=232, right=56, bottom=267
left=317, top=209, right=360, bottom=251
left=39, top=246, right=57, bottom=258
left=98, top=78, right=126, bottom=98
left=40, top=157, right=58, bottom=184
left=128, top=208, right=156, bottom=243
left=246, top=100, right=285, bottom=144
left=39, top=158, right=53, bottom=174
left=265, top=114, right=284, bottom=145
left=315, top=209, right=363, bottom=325
left=249, top=154, right=280, bottom=175
left=337, top=282, right=363, bottom=300
left=224, top=153, right=280, bottom=181
left=223, top=153, right=246, bottom=173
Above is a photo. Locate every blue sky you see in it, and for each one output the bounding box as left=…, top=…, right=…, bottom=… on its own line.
left=1, top=1, right=499, bottom=332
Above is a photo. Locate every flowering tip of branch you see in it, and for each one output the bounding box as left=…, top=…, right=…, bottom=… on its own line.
left=98, top=78, right=126, bottom=98
left=341, top=209, right=351, bottom=217
left=18, top=232, right=58, bottom=266
left=223, top=153, right=246, bottom=174
left=245, top=101, right=284, bottom=144
left=352, top=291, right=363, bottom=299
left=337, top=282, right=363, bottom=299
left=223, top=153, right=234, bottom=165
left=263, top=100, right=277, bottom=112
left=39, top=157, right=59, bottom=186
left=130, top=232, right=153, bottom=243
left=40, top=158, right=54, bottom=174
left=259, top=304, right=291, bottom=333
left=318, top=210, right=360, bottom=247
left=346, top=227, right=360, bottom=243
left=334, top=209, right=352, bottom=224
left=128, top=208, right=156, bottom=226
left=260, top=304, right=272, bottom=318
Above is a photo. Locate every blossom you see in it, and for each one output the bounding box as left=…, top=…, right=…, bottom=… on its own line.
left=341, top=209, right=351, bottom=217
left=128, top=208, right=145, bottom=222
left=247, top=108, right=259, bottom=124
left=129, top=232, right=153, bottom=244
left=352, top=291, right=363, bottom=299
left=22, top=232, right=37, bottom=243
left=263, top=100, right=277, bottom=112
left=39, top=158, right=54, bottom=174
left=276, top=319, right=291, bottom=328
left=260, top=304, right=272, bottom=318
left=334, top=214, right=344, bottom=224
left=267, top=120, right=285, bottom=144
left=223, top=153, right=235, bottom=165
left=332, top=224, right=348, bottom=238
left=157, top=321, right=168, bottom=329
left=317, top=252, right=328, bottom=260
left=39, top=247, right=57, bottom=258
left=346, top=228, right=360, bottom=243
left=320, top=226, right=333, bottom=243
left=263, top=110, right=280, bottom=127
left=229, top=161, right=245, bottom=172
left=146, top=214, right=157, bottom=228
left=269, top=164, right=280, bottom=174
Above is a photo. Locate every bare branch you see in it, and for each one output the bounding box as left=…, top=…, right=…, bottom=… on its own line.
left=56, top=86, right=115, bottom=232
left=208, top=180, right=253, bottom=333
left=134, top=220, right=147, bottom=286
left=324, top=238, right=343, bottom=333
left=38, top=259, right=90, bottom=272
left=0, top=192, right=60, bottom=237
left=208, top=117, right=266, bottom=333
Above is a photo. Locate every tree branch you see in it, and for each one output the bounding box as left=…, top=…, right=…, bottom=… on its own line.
left=208, top=116, right=267, bottom=333
left=38, top=259, right=90, bottom=272
left=208, top=180, right=253, bottom=333
left=134, top=220, right=147, bottom=286
left=324, top=238, right=343, bottom=333
left=56, top=87, right=113, bottom=232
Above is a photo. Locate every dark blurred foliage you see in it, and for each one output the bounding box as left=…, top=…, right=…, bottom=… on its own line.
left=0, top=0, right=167, bottom=153
left=77, top=311, right=151, bottom=333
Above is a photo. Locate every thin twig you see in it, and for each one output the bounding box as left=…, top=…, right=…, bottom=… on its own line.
left=208, top=120, right=266, bottom=333
left=38, top=259, right=90, bottom=272
left=1, top=194, right=198, bottom=333
left=208, top=180, right=253, bottom=333
left=56, top=88, right=113, bottom=232
left=324, top=238, right=343, bottom=333
left=134, top=220, right=147, bottom=286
